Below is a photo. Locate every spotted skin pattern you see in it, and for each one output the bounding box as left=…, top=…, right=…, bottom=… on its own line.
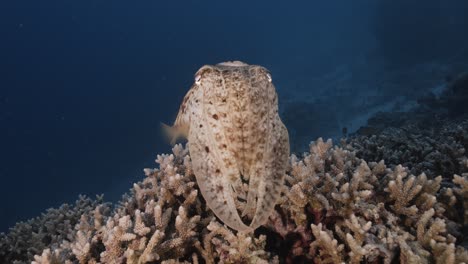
left=167, top=61, right=289, bottom=232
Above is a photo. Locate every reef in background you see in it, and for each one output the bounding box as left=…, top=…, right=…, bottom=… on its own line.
left=349, top=71, right=468, bottom=185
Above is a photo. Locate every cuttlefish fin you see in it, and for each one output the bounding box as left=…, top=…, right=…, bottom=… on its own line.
left=161, top=122, right=188, bottom=145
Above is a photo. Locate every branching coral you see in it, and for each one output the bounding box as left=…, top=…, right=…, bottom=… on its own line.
left=1, top=135, right=467, bottom=263
left=196, top=220, right=273, bottom=264
left=453, top=174, right=468, bottom=226
left=0, top=195, right=107, bottom=264
left=349, top=70, right=468, bottom=180
left=20, top=145, right=274, bottom=264
left=267, top=138, right=467, bottom=263
left=349, top=117, right=468, bottom=179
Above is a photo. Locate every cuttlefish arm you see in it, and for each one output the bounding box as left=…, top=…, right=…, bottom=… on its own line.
left=164, top=83, right=253, bottom=232
left=249, top=118, right=289, bottom=230
left=188, top=131, right=253, bottom=232
left=192, top=87, right=252, bottom=232
left=238, top=74, right=290, bottom=230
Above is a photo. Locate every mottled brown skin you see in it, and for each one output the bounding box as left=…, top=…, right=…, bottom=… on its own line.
left=167, top=61, right=289, bottom=232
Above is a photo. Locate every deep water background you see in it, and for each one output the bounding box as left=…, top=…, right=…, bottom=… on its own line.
left=1, top=0, right=468, bottom=232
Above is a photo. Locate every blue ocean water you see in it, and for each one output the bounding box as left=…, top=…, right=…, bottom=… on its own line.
left=1, top=0, right=467, bottom=232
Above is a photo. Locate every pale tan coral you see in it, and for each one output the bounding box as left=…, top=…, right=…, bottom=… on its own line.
left=453, top=174, right=468, bottom=225
left=335, top=214, right=372, bottom=263
left=31, top=248, right=71, bottom=264
left=70, top=230, right=91, bottom=263
left=397, top=236, right=429, bottom=264
left=309, top=223, right=345, bottom=264
left=3, top=137, right=467, bottom=263
left=416, top=209, right=447, bottom=248
left=455, top=246, right=468, bottom=263
left=273, top=138, right=468, bottom=262
left=196, top=220, right=273, bottom=264
left=385, top=165, right=423, bottom=217
left=27, top=144, right=275, bottom=263
left=330, top=161, right=375, bottom=216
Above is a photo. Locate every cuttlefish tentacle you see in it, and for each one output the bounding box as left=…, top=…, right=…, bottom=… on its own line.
left=189, top=135, right=252, bottom=232
left=245, top=71, right=290, bottom=229
left=198, top=68, right=253, bottom=232
left=241, top=167, right=260, bottom=218
left=239, top=66, right=272, bottom=218
left=166, top=69, right=252, bottom=232
left=250, top=119, right=289, bottom=229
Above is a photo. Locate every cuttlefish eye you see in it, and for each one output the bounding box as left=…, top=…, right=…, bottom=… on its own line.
left=195, top=74, right=202, bottom=85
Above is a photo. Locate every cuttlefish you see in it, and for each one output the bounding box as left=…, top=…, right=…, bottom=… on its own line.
left=163, top=61, right=289, bottom=232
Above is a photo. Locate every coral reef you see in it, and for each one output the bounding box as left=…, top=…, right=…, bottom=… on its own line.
left=3, top=69, right=468, bottom=263
left=349, top=116, right=468, bottom=179
left=350, top=70, right=468, bottom=180
left=1, top=135, right=466, bottom=263
left=0, top=195, right=108, bottom=263
left=270, top=139, right=467, bottom=263
left=426, top=70, right=468, bottom=117
left=28, top=145, right=275, bottom=264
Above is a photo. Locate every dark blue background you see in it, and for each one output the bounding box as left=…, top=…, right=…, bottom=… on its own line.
left=1, top=0, right=467, bottom=231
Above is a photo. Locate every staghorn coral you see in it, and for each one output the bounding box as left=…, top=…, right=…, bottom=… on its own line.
left=26, top=145, right=274, bottom=264
left=195, top=220, right=274, bottom=264
left=1, top=136, right=468, bottom=263
left=350, top=71, right=468, bottom=180
left=453, top=173, right=468, bottom=242
left=349, top=116, right=468, bottom=179
left=266, top=138, right=468, bottom=263
left=0, top=195, right=108, bottom=264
